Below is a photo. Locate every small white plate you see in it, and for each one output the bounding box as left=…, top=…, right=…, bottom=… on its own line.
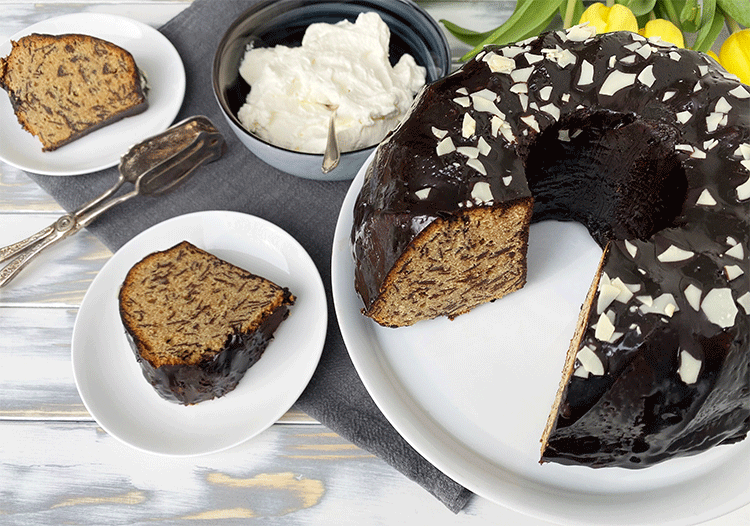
left=72, top=211, right=326, bottom=456
left=331, top=152, right=750, bottom=526
left=0, top=13, right=185, bottom=176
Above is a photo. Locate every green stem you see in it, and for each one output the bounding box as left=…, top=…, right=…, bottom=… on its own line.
left=726, top=15, right=741, bottom=33
left=661, top=0, right=681, bottom=27
left=563, top=0, right=577, bottom=28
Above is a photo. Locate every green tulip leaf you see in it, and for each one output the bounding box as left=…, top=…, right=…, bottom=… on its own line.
left=717, top=0, right=750, bottom=27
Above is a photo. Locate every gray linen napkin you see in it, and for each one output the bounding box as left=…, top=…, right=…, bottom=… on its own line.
left=24, top=0, right=472, bottom=513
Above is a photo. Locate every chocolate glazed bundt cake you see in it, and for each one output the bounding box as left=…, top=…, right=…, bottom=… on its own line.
left=351, top=25, right=750, bottom=468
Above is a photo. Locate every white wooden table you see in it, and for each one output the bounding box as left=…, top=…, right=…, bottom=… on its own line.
left=0, top=2, right=748, bottom=524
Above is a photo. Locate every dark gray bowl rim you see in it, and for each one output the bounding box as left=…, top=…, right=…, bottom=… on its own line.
left=211, top=0, right=452, bottom=157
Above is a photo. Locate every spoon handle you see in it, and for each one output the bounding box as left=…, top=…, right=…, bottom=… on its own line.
left=322, top=111, right=340, bottom=173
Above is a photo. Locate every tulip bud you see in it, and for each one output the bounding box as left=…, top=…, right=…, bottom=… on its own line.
left=580, top=3, right=639, bottom=34
left=639, top=19, right=685, bottom=48
left=719, top=29, right=750, bottom=85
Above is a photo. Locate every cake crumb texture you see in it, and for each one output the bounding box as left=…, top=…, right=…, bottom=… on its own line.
left=119, top=241, right=293, bottom=368
left=0, top=33, right=147, bottom=151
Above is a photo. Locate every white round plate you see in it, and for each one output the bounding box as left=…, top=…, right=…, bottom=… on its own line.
left=72, top=211, right=326, bottom=456
left=0, top=13, right=185, bottom=176
left=331, top=153, right=750, bottom=526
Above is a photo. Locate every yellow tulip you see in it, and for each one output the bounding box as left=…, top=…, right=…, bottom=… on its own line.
left=580, top=3, right=639, bottom=34
left=719, top=29, right=750, bottom=85
left=639, top=19, right=685, bottom=48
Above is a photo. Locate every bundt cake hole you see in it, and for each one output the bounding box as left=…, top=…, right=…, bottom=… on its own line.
left=524, top=110, right=688, bottom=246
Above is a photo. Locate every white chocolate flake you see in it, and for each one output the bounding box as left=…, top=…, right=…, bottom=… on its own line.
left=678, top=350, right=701, bottom=385
left=724, top=265, right=744, bottom=281
left=624, top=240, right=638, bottom=258
left=471, top=181, right=493, bottom=203
left=472, top=88, right=497, bottom=102
left=520, top=115, right=540, bottom=132
left=472, top=96, right=503, bottom=116
left=662, top=90, right=676, bottom=101
left=578, top=60, right=594, bottom=86
left=462, top=113, right=476, bottom=138
left=543, top=46, right=576, bottom=68
left=715, top=97, right=732, bottom=113
left=735, top=143, right=750, bottom=159
left=453, top=96, right=471, bottom=108
left=456, top=87, right=469, bottom=95
left=484, top=53, right=515, bottom=74
left=737, top=292, right=750, bottom=314
left=701, top=288, right=738, bottom=328
left=456, top=146, right=480, bottom=159
left=637, top=65, right=656, bottom=87
left=599, top=71, right=637, bottom=97
left=576, top=346, right=604, bottom=376
left=502, top=46, right=526, bottom=59
left=597, top=283, right=620, bottom=314
left=703, top=138, right=719, bottom=150
left=675, top=111, right=692, bottom=124
left=701, top=288, right=738, bottom=329
left=594, top=311, right=616, bottom=342
left=690, top=148, right=706, bottom=159
left=540, top=103, right=560, bottom=121
left=728, top=85, right=750, bottom=99
left=477, top=136, right=491, bottom=156
left=620, top=55, right=637, bottom=65
left=436, top=136, right=455, bottom=156
left=573, top=366, right=589, bottom=379
left=431, top=127, right=448, bottom=139
left=539, top=86, right=553, bottom=101
left=511, top=67, right=534, bottom=84
left=510, top=83, right=528, bottom=94
left=558, top=129, right=570, bottom=142
left=502, top=175, right=512, bottom=186
left=684, top=283, right=702, bottom=311
left=725, top=243, right=744, bottom=260
left=525, top=53, right=544, bottom=64
left=705, top=112, right=727, bottom=132
left=657, top=245, right=694, bottom=262
left=636, top=44, right=652, bottom=60
left=566, top=23, right=596, bottom=42
left=415, top=188, right=431, bottom=200
left=467, top=157, right=487, bottom=175
left=696, top=189, right=717, bottom=206
left=737, top=176, right=750, bottom=201
left=668, top=51, right=681, bottom=61
left=639, top=293, right=679, bottom=317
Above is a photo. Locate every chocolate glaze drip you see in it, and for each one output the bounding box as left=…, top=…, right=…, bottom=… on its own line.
left=352, top=28, right=750, bottom=467
left=125, top=291, right=292, bottom=405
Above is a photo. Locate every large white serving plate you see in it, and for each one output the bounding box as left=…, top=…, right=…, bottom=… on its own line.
left=73, top=211, right=326, bottom=456
left=0, top=13, right=185, bottom=175
left=331, top=153, right=750, bottom=526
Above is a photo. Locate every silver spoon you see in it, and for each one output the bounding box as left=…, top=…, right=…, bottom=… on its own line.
left=322, top=109, right=340, bottom=174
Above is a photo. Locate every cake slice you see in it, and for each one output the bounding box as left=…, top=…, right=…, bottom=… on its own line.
left=118, top=241, right=294, bottom=405
left=0, top=33, right=148, bottom=151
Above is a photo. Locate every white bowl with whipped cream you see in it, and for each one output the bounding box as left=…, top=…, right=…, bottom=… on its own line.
left=212, top=0, right=451, bottom=181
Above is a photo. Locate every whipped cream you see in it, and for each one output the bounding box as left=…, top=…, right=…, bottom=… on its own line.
left=237, top=12, right=426, bottom=153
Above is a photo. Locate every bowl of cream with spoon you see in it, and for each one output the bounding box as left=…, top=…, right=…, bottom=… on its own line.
left=212, top=0, right=452, bottom=180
